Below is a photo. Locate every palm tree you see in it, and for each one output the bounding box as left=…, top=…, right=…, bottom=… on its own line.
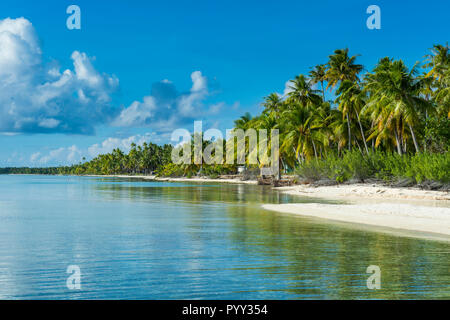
left=335, top=80, right=369, bottom=154
left=286, top=74, right=322, bottom=107
left=325, top=48, right=363, bottom=90
left=363, top=58, right=431, bottom=154
left=281, top=102, right=328, bottom=162
left=325, top=48, right=363, bottom=151
left=233, top=112, right=253, bottom=130
left=262, top=93, right=284, bottom=116
left=309, top=64, right=327, bottom=100
left=424, top=43, right=449, bottom=118
left=424, top=43, right=449, bottom=82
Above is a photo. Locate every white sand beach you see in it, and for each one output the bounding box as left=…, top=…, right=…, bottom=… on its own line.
left=275, top=184, right=450, bottom=201
left=264, top=184, right=450, bottom=237
left=89, top=175, right=450, bottom=237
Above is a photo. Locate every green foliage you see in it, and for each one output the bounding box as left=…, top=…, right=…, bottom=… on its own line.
left=2, top=44, right=449, bottom=184
left=155, top=162, right=237, bottom=178
left=296, top=150, right=450, bottom=184
left=155, top=163, right=185, bottom=177
left=0, top=142, right=174, bottom=176
left=423, top=116, right=450, bottom=153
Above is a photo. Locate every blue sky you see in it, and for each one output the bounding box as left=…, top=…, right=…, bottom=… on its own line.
left=0, top=0, right=448, bottom=166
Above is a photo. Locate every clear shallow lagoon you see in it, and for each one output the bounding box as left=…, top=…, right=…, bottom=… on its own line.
left=0, top=175, right=448, bottom=299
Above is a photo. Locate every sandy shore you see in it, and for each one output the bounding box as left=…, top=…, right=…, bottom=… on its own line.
left=264, top=184, right=450, bottom=238
left=89, top=174, right=450, bottom=237
left=275, top=184, right=450, bottom=201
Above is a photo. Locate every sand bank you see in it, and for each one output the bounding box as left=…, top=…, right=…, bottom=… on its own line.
left=89, top=175, right=450, bottom=236
left=275, top=184, right=450, bottom=201
left=264, top=184, right=450, bottom=238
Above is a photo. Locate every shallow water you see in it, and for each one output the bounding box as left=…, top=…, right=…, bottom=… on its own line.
left=0, top=175, right=448, bottom=299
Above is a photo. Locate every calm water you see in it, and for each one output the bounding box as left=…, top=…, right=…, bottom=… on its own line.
left=0, top=175, right=448, bottom=299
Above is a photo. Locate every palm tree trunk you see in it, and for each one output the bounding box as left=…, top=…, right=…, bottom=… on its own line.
left=311, top=139, right=318, bottom=158
left=355, top=139, right=363, bottom=155
left=355, top=112, right=369, bottom=155
left=346, top=114, right=352, bottom=151
left=394, top=129, right=402, bottom=155
left=293, top=147, right=302, bottom=164
left=402, top=137, right=407, bottom=153
left=321, top=81, right=325, bottom=101
left=408, top=123, right=420, bottom=153
left=424, top=110, right=428, bottom=152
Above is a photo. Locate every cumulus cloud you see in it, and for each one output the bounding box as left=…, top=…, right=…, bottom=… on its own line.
left=113, top=71, right=210, bottom=131
left=0, top=17, right=118, bottom=134
left=30, top=145, right=82, bottom=165
left=29, top=133, right=157, bottom=166
left=282, top=80, right=294, bottom=97
left=87, top=133, right=155, bottom=158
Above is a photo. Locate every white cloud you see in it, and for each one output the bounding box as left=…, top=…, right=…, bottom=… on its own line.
left=38, top=118, right=60, bottom=129
left=190, top=70, right=207, bottom=92
left=28, top=133, right=164, bottom=166
left=282, top=80, right=294, bottom=97
left=208, top=102, right=224, bottom=114
left=30, top=152, right=41, bottom=162
left=113, top=71, right=209, bottom=129
left=113, top=96, right=157, bottom=127
left=0, top=17, right=118, bottom=134
left=87, top=133, right=153, bottom=158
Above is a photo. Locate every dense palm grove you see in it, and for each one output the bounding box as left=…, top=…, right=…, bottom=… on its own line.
left=1, top=45, right=449, bottom=185
left=158, top=44, right=449, bottom=185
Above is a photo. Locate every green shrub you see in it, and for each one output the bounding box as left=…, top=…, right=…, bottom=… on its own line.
left=295, top=150, right=450, bottom=184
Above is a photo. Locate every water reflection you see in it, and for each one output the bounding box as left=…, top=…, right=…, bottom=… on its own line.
left=0, top=175, right=448, bottom=299
left=91, top=178, right=450, bottom=299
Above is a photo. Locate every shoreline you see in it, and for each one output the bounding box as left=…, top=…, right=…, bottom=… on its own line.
left=102, top=175, right=450, bottom=238
left=263, top=184, right=450, bottom=239
left=7, top=174, right=450, bottom=238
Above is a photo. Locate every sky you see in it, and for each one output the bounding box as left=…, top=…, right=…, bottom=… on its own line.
left=0, top=0, right=448, bottom=167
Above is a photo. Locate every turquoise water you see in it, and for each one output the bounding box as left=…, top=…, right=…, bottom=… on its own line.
left=0, top=175, right=448, bottom=299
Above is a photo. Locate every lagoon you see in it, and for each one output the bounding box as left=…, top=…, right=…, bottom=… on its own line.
left=0, top=175, right=448, bottom=299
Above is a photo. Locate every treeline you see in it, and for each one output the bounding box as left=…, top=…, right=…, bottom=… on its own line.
left=68, top=142, right=173, bottom=175
left=0, top=167, right=71, bottom=175
left=158, top=44, right=449, bottom=184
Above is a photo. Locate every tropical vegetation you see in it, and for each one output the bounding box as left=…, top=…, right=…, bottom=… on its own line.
left=2, top=44, right=449, bottom=186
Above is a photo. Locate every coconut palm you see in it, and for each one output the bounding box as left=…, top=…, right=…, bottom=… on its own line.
left=309, top=64, right=327, bottom=100
left=286, top=74, right=322, bottom=107
left=262, top=93, right=284, bottom=116
left=233, top=112, right=253, bottom=130
left=335, top=80, right=369, bottom=154
left=424, top=43, right=449, bottom=82
left=363, top=58, right=431, bottom=154
left=281, top=102, right=328, bottom=162
left=424, top=44, right=449, bottom=118
left=325, top=48, right=363, bottom=90
left=325, top=49, right=364, bottom=151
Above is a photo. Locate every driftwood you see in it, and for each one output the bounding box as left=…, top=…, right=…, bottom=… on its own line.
left=273, top=179, right=292, bottom=187
left=257, top=176, right=293, bottom=187
left=257, top=177, right=273, bottom=185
